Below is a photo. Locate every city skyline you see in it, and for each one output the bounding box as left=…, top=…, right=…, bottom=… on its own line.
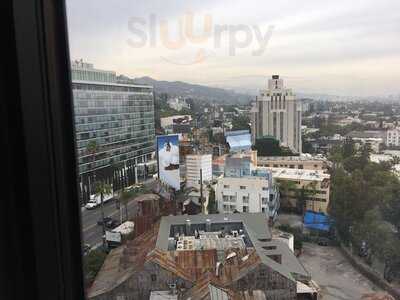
left=66, top=0, right=400, bottom=97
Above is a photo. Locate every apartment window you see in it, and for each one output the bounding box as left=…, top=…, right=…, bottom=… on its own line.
left=224, top=185, right=230, bottom=188
left=151, top=274, right=157, bottom=282
left=223, top=195, right=229, bottom=202
left=262, top=197, right=268, bottom=204
left=289, top=165, right=295, bottom=168
left=243, top=196, right=249, bottom=203
left=299, top=165, right=304, bottom=169
left=262, top=187, right=268, bottom=191
left=240, top=186, right=246, bottom=190
left=243, top=206, right=248, bottom=212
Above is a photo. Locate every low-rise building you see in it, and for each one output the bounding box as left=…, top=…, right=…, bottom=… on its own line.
left=160, top=115, right=192, bottom=134
left=264, top=167, right=330, bottom=214
left=216, top=153, right=280, bottom=221
left=215, top=175, right=279, bottom=219
left=257, top=155, right=328, bottom=171
left=88, top=214, right=313, bottom=300
left=167, top=97, right=190, bottom=111
left=386, top=127, right=400, bottom=147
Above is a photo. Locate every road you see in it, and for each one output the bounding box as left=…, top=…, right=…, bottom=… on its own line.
left=299, top=243, right=381, bottom=300
left=81, top=179, right=157, bottom=248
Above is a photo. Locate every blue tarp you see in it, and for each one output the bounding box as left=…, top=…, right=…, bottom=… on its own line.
left=303, top=211, right=331, bottom=232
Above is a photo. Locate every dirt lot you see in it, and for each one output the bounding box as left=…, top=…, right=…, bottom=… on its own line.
left=299, top=243, right=381, bottom=300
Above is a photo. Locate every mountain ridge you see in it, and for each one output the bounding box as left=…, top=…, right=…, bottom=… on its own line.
left=133, top=76, right=253, bottom=104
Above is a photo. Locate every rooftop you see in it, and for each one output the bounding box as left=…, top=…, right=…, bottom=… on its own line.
left=258, top=155, right=327, bottom=162
left=89, top=214, right=310, bottom=299
left=156, top=213, right=272, bottom=250
left=260, top=167, right=330, bottom=182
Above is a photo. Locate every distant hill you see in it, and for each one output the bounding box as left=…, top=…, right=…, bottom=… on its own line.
left=133, top=76, right=253, bottom=104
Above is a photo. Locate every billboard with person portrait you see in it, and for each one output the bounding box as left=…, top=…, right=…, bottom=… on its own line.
left=156, top=135, right=180, bottom=191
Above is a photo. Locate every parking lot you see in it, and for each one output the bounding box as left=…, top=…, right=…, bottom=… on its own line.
left=299, top=243, right=381, bottom=300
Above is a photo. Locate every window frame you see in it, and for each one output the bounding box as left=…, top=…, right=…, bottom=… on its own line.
left=3, top=0, right=86, bottom=299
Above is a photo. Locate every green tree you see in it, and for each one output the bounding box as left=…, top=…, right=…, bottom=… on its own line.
left=352, top=209, right=400, bottom=279
left=301, top=181, right=318, bottom=214
left=231, top=115, right=250, bottom=131
left=86, top=140, right=98, bottom=164
left=86, top=140, right=98, bottom=196
left=276, top=180, right=297, bottom=211
left=253, top=137, right=296, bottom=156
left=83, top=249, right=107, bottom=286
left=119, top=189, right=132, bottom=222
left=94, top=181, right=112, bottom=241
left=342, top=137, right=356, bottom=159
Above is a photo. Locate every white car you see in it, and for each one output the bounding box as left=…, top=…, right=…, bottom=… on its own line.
left=85, top=200, right=98, bottom=210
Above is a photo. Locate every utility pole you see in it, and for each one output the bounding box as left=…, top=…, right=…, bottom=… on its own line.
left=200, top=168, right=204, bottom=213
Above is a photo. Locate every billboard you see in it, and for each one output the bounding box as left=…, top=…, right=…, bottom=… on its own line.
left=157, top=135, right=180, bottom=191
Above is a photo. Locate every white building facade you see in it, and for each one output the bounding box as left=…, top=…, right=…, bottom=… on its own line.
left=386, top=128, right=400, bottom=146
left=185, top=154, right=212, bottom=188
left=215, top=176, right=279, bottom=219
left=251, top=75, right=302, bottom=153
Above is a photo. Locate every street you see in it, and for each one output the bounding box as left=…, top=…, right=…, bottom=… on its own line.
left=81, top=179, right=157, bottom=248
left=81, top=197, right=139, bottom=248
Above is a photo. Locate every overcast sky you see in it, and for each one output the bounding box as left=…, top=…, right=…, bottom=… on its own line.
left=66, top=0, right=400, bottom=97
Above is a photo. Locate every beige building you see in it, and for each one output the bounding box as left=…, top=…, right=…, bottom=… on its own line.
left=251, top=75, right=302, bottom=153
left=257, top=155, right=328, bottom=171
left=260, top=167, right=330, bottom=214
left=185, top=154, right=212, bottom=188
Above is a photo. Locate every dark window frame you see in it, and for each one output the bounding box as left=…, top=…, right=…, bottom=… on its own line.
left=3, top=1, right=85, bottom=299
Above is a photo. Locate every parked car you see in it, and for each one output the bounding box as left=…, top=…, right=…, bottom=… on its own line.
left=85, top=199, right=98, bottom=210
left=317, top=237, right=330, bottom=246
left=97, top=217, right=112, bottom=226
left=105, top=219, right=120, bottom=229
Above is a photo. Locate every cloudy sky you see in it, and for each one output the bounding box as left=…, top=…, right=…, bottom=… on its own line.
left=66, top=0, right=400, bottom=97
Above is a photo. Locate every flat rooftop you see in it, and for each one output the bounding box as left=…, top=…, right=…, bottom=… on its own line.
left=258, top=155, right=327, bottom=162
left=156, top=213, right=271, bottom=251
left=259, top=167, right=330, bottom=182
left=175, top=232, right=246, bottom=251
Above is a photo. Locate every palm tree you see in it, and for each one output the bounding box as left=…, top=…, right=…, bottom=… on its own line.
left=86, top=140, right=98, bottom=196
left=119, top=189, right=132, bottom=222
left=276, top=179, right=297, bottom=211
left=94, top=181, right=112, bottom=244
left=297, top=181, right=318, bottom=215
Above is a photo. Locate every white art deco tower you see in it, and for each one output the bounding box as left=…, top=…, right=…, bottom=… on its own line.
left=251, top=75, right=302, bottom=153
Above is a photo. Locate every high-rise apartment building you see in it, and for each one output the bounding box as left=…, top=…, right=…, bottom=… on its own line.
left=251, top=75, right=302, bottom=153
left=71, top=60, right=156, bottom=182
